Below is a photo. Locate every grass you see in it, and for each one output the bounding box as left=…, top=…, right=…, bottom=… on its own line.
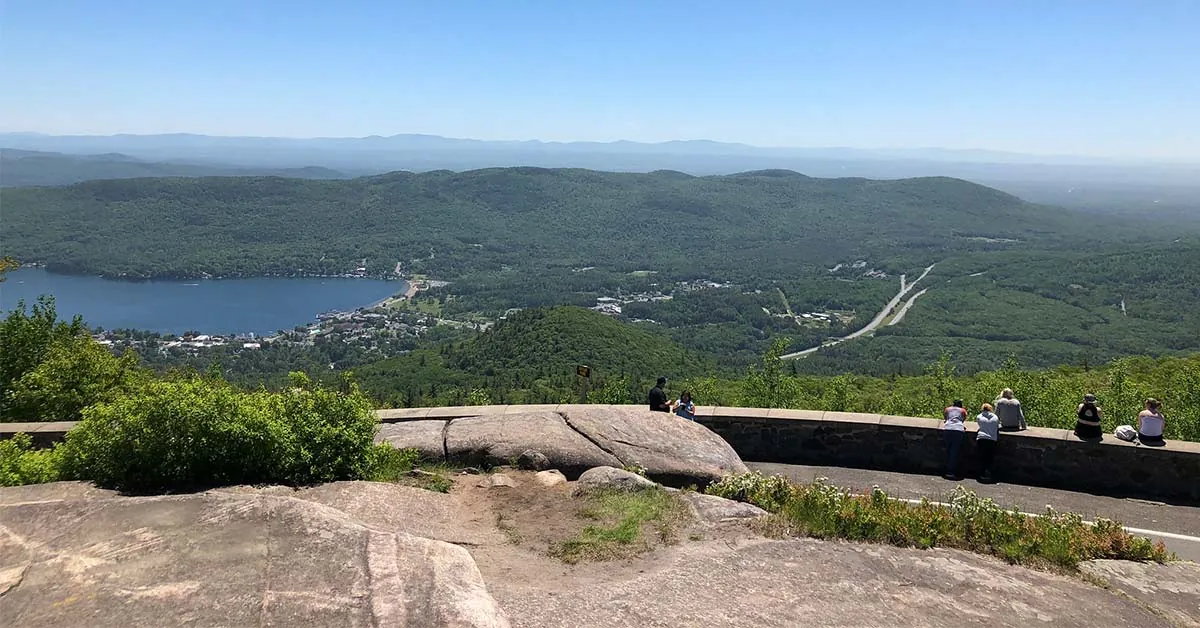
left=707, top=472, right=1174, bottom=570
left=550, top=487, right=690, bottom=564
left=412, top=297, right=443, bottom=316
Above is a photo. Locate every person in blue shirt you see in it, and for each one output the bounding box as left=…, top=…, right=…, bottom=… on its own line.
left=672, top=391, right=696, bottom=421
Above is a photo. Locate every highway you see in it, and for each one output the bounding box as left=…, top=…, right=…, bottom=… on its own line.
left=781, top=262, right=936, bottom=359
left=887, top=287, right=929, bottom=326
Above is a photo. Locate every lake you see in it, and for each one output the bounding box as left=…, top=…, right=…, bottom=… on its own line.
left=0, top=268, right=407, bottom=335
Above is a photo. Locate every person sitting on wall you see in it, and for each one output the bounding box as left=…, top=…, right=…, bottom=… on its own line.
left=942, top=399, right=968, bottom=480
left=975, top=403, right=1000, bottom=483
left=1074, top=393, right=1103, bottom=439
left=648, top=377, right=671, bottom=412
left=994, top=388, right=1026, bottom=431
left=672, top=391, right=696, bottom=421
left=1137, top=398, right=1166, bottom=445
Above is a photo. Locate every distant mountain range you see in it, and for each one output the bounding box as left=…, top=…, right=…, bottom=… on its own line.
left=0, top=149, right=345, bottom=187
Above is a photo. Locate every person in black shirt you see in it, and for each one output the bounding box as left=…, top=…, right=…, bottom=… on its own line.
left=648, top=377, right=670, bottom=412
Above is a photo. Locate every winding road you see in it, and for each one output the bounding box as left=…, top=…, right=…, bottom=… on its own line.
left=781, top=263, right=936, bottom=359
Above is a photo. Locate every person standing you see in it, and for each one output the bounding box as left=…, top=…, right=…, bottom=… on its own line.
left=994, top=388, right=1026, bottom=431
left=1137, top=398, right=1166, bottom=444
left=1075, top=393, right=1103, bottom=439
left=648, top=377, right=670, bottom=412
left=942, top=399, right=968, bottom=480
left=975, top=403, right=1000, bottom=483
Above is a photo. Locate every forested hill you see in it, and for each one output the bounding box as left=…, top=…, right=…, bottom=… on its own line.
left=2, top=167, right=1103, bottom=280
left=0, top=149, right=345, bottom=187
left=352, top=306, right=705, bottom=407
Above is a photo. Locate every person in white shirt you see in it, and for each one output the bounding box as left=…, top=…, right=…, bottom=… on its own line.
left=1137, top=398, right=1166, bottom=444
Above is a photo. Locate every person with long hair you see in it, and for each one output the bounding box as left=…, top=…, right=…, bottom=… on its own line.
left=672, top=390, right=696, bottom=421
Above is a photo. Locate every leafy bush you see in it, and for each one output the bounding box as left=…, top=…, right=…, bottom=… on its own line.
left=365, top=443, right=421, bottom=482
left=706, top=470, right=799, bottom=512
left=0, top=296, right=86, bottom=419
left=5, top=335, right=144, bottom=422
left=0, top=433, right=63, bottom=487
left=708, top=473, right=1172, bottom=569
left=58, top=372, right=378, bottom=492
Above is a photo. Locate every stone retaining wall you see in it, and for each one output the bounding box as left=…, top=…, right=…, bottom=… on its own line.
left=5, top=405, right=1199, bottom=502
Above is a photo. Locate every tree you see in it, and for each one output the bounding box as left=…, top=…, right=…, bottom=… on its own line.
left=5, top=335, right=144, bottom=422
left=740, top=339, right=800, bottom=408
left=0, top=297, right=86, bottom=418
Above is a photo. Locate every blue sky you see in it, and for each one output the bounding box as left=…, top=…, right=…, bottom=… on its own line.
left=1, top=0, right=1197, bottom=158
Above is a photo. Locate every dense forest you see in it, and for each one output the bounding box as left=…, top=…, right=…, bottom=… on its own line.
left=2, top=167, right=1128, bottom=281
left=4, top=167, right=1197, bottom=374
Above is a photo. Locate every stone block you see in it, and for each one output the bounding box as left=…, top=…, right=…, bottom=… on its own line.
left=426, top=405, right=507, bottom=419
left=503, top=404, right=559, bottom=415
left=879, top=415, right=941, bottom=430
left=765, top=408, right=825, bottom=421
left=376, top=408, right=431, bottom=422
left=821, top=411, right=882, bottom=425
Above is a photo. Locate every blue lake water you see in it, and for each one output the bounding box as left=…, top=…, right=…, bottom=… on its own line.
left=0, top=268, right=406, bottom=335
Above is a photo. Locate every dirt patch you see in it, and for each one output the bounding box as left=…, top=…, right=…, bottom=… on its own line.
left=453, top=470, right=586, bottom=553
left=448, top=469, right=768, bottom=594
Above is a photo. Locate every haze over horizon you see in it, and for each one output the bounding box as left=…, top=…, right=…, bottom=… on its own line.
left=1, top=1, right=1198, bottom=160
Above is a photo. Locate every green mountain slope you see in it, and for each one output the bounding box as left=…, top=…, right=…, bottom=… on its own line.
left=451, top=306, right=704, bottom=379
left=796, top=242, right=1200, bottom=374
left=1, top=167, right=1106, bottom=280
left=352, top=306, right=706, bottom=406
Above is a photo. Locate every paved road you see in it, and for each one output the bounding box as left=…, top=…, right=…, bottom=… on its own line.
left=782, top=263, right=936, bottom=359
left=750, top=462, right=1200, bottom=562
left=887, top=287, right=928, bottom=326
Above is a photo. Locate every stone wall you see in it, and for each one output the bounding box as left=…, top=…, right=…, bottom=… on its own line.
left=694, top=407, right=1200, bottom=503
left=5, top=405, right=1199, bottom=502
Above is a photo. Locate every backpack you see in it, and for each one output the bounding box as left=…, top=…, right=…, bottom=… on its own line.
left=1078, top=402, right=1099, bottom=422
left=1114, top=425, right=1137, bottom=442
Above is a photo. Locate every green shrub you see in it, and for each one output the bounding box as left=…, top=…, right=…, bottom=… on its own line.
left=708, top=473, right=1173, bottom=569
left=5, top=335, right=144, bottom=422
left=58, top=372, right=378, bottom=492
left=365, top=443, right=421, bottom=482
left=0, top=433, right=64, bottom=487
left=0, top=296, right=86, bottom=420
left=706, top=470, right=799, bottom=512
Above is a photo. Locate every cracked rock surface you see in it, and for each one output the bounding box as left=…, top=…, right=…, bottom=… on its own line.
left=384, top=406, right=747, bottom=485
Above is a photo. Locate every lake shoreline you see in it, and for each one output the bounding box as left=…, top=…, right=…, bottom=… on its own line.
left=18, top=263, right=404, bottom=283
left=2, top=268, right=406, bottom=336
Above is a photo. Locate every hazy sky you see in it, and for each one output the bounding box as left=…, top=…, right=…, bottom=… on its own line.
left=1, top=1, right=1197, bottom=158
